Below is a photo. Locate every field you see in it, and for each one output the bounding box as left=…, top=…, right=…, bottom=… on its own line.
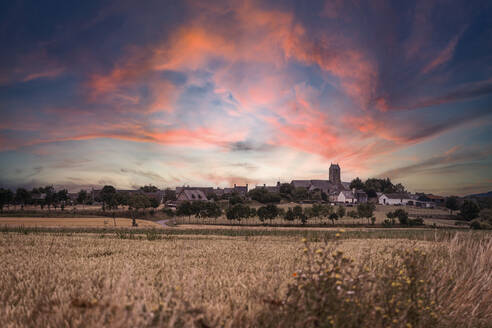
left=0, top=217, right=163, bottom=229
left=1, top=227, right=491, bottom=327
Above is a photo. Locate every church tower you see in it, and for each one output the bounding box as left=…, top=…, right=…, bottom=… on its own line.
left=329, top=163, right=341, bottom=185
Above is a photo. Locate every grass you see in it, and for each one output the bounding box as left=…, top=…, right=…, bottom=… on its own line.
left=0, top=229, right=491, bottom=327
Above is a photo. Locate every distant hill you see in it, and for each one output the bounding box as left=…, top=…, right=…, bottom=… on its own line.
left=465, top=191, right=492, bottom=198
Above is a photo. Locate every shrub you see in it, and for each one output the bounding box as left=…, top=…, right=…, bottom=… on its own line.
left=260, top=236, right=442, bottom=327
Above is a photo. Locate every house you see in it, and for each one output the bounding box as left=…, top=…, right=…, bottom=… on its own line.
left=378, top=193, right=413, bottom=205
left=417, top=194, right=445, bottom=206
left=255, top=182, right=281, bottom=193
left=176, top=189, right=208, bottom=203
left=337, top=190, right=356, bottom=204
left=354, top=190, right=368, bottom=203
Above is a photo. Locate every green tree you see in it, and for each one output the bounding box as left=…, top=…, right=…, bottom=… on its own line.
left=357, top=203, right=375, bottom=224
left=284, top=208, right=295, bottom=221
left=293, top=205, right=307, bottom=224
left=77, top=190, right=88, bottom=206
left=149, top=197, right=160, bottom=209
left=460, top=200, right=480, bottom=221
left=177, top=201, right=193, bottom=219
left=336, top=206, right=346, bottom=219
left=393, top=209, right=409, bottom=225
left=139, top=185, right=159, bottom=193
left=226, top=203, right=250, bottom=222
left=100, top=185, right=116, bottom=211
left=445, top=196, right=460, bottom=214
left=257, top=204, right=279, bottom=222
left=329, top=212, right=339, bottom=225
left=0, top=188, right=14, bottom=212
left=349, top=177, right=364, bottom=190
left=15, top=188, right=31, bottom=210
left=292, top=187, right=308, bottom=202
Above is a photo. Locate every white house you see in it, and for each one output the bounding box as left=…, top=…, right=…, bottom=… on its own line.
left=378, top=193, right=413, bottom=205
left=337, top=190, right=356, bottom=204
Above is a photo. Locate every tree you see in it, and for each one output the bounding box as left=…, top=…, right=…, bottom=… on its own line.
left=139, top=185, right=159, bottom=193
left=329, top=212, right=339, bottom=225
left=77, top=190, right=88, bottom=206
left=100, top=185, right=116, bottom=211
left=292, top=187, right=308, bottom=202
left=357, top=203, right=375, bottom=224
left=347, top=210, right=358, bottom=221
left=228, top=193, right=243, bottom=206
left=55, top=189, right=69, bottom=210
left=149, top=197, right=160, bottom=209
left=445, top=196, right=460, bottom=214
left=460, top=200, right=480, bottom=221
left=226, top=204, right=250, bottom=222
left=248, top=188, right=281, bottom=204
left=393, top=209, right=409, bottom=225
left=42, top=186, right=55, bottom=211
left=177, top=201, right=193, bottom=219
left=15, top=188, right=31, bottom=210
left=257, top=204, right=279, bottom=222
left=349, top=177, right=364, bottom=190
left=163, top=188, right=177, bottom=202
left=0, top=188, right=14, bottom=212
left=284, top=208, right=295, bottom=221
left=293, top=205, right=307, bottom=224
left=336, top=206, right=346, bottom=219
left=386, top=211, right=396, bottom=225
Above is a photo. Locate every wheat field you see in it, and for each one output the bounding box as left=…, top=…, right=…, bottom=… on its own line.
left=0, top=231, right=490, bottom=327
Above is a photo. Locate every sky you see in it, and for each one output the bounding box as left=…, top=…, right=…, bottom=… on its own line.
left=1, top=0, right=492, bottom=195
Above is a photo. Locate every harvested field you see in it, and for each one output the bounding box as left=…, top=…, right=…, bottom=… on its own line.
left=0, top=217, right=163, bottom=228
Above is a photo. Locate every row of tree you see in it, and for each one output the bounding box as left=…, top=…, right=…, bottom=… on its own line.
left=175, top=201, right=378, bottom=225
left=0, top=186, right=70, bottom=212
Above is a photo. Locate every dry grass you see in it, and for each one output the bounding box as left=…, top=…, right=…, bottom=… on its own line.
left=0, top=231, right=490, bottom=327
left=0, top=217, right=162, bottom=228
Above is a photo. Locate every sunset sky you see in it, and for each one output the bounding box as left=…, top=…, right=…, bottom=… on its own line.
left=1, top=0, right=491, bottom=195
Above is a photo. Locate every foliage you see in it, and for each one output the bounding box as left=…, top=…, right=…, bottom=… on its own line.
left=248, top=187, right=281, bottom=204
left=336, top=206, right=346, bottom=219
left=445, top=196, right=460, bottom=214
left=357, top=203, right=376, bottom=223
left=226, top=203, right=250, bottom=221
left=228, top=193, right=244, bottom=206
left=100, top=185, right=117, bottom=211
left=139, top=185, right=159, bottom=193
left=349, top=177, right=364, bottom=190
left=0, top=188, right=14, bottom=212
left=459, top=200, right=480, bottom=221
left=257, top=204, right=279, bottom=222
left=77, top=190, right=88, bottom=205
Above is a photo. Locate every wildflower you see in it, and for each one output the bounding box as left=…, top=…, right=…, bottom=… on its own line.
left=335, top=233, right=341, bottom=238
left=303, top=248, right=308, bottom=252
left=336, top=280, right=342, bottom=285
left=419, top=279, right=424, bottom=283
left=334, top=273, right=341, bottom=279
left=393, top=319, right=398, bottom=324
left=315, top=249, right=323, bottom=254
left=339, top=229, right=346, bottom=233
left=406, top=278, right=411, bottom=285
left=293, top=272, right=298, bottom=277
left=406, top=324, right=413, bottom=328
left=375, top=306, right=382, bottom=312
left=302, top=238, right=307, bottom=243
left=346, top=290, right=355, bottom=295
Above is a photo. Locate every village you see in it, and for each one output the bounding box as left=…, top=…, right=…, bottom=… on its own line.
left=75, top=164, right=445, bottom=209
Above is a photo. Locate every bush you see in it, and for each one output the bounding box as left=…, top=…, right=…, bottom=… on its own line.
left=259, top=237, right=442, bottom=327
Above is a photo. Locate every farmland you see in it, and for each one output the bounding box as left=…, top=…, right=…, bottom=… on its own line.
left=1, top=228, right=491, bottom=327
